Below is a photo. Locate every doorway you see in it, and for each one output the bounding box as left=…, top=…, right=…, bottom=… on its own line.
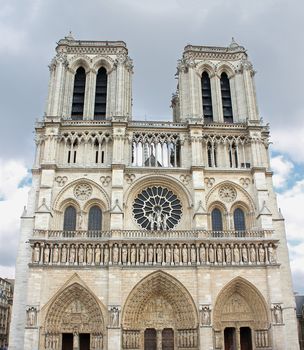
left=62, top=333, right=73, bottom=350
left=224, top=327, right=236, bottom=350
left=162, top=328, right=174, bottom=350
left=240, top=327, right=252, bottom=350
left=144, top=328, right=157, bottom=350
left=79, top=333, right=90, bottom=350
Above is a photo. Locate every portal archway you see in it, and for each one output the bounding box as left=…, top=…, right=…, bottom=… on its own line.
left=213, top=277, right=270, bottom=350
left=42, top=282, right=105, bottom=350
left=122, top=271, right=198, bottom=349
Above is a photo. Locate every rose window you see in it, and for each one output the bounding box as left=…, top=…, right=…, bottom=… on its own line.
left=133, top=186, right=182, bottom=230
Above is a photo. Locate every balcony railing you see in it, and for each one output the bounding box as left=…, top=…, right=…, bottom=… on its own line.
left=33, top=229, right=272, bottom=240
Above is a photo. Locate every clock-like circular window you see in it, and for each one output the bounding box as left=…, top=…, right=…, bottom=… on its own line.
left=133, top=186, right=182, bottom=230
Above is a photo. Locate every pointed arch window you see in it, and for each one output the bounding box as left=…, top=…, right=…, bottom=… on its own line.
left=207, top=142, right=217, bottom=167
left=201, top=71, right=213, bottom=122
left=71, top=67, right=86, bottom=120
left=220, top=72, right=233, bottom=123
left=94, top=67, right=107, bottom=120
left=63, top=206, right=76, bottom=231
left=88, top=205, right=102, bottom=231
left=211, top=208, right=223, bottom=231
left=234, top=208, right=246, bottom=231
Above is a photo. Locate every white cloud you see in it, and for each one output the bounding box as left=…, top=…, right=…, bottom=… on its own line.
left=0, top=159, right=30, bottom=271
left=270, top=154, right=294, bottom=188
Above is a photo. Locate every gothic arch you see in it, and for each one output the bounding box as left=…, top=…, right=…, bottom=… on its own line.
left=53, top=178, right=111, bottom=211
left=215, top=62, right=236, bottom=78
left=196, top=61, right=216, bottom=77
left=92, top=55, right=115, bottom=73
left=213, top=276, right=269, bottom=331
left=69, top=55, right=92, bottom=74
left=122, top=271, right=198, bottom=330
left=205, top=180, right=255, bottom=213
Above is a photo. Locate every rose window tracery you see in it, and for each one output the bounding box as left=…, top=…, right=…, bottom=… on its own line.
left=218, top=185, right=237, bottom=203
left=132, top=186, right=182, bottom=230
left=74, top=183, right=93, bottom=201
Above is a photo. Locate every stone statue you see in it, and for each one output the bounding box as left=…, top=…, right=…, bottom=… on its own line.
left=209, top=244, right=215, bottom=263
left=200, top=244, right=206, bottom=263
left=242, top=245, right=248, bottom=263
left=87, top=245, right=93, bottom=264
left=104, top=245, right=109, bottom=264
left=73, top=332, right=79, bottom=348
left=61, top=244, right=67, bottom=263
left=259, top=244, right=265, bottom=263
left=148, top=245, right=154, bottom=264
left=273, top=304, right=282, bottom=324
left=225, top=244, right=232, bottom=264
left=268, top=244, right=276, bottom=264
left=44, top=245, right=50, bottom=263
left=122, top=245, right=128, bottom=264
left=52, top=245, right=59, bottom=263
left=130, top=245, right=136, bottom=264
left=139, top=245, right=145, bottom=263
left=250, top=244, right=256, bottom=263
left=182, top=244, right=188, bottom=263
left=33, top=243, right=40, bottom=263
left=78, top=211, right=83, bottom=230
left=201, top=306, right=211, bottom=326
left=233, top=244, right=240, bottom=263
left=95, top=245, right=101, bottom=264
left=112, top=244, right=119, bottom=264
left=69, top=245, right=76, bottom=263
left=217, top=245, right=222, bottom=263
left=27, top=307, right=36, bottom=326
left=190, top=245, right=196, bottom=263
left=156, top=210, right=162, bottom=231
left=174, top=244, right=180, bottom=263
left=165, top=245, right=171, bottom=264
left=148, top=213, right=154, bottom=230
left=78, top=245, right=84, bottom=263
left=110, top=307, right=119, bottom=327
left=156, top=244, right=162, bottom=263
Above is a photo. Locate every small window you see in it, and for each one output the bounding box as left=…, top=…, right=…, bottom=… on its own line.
left=207, top=142, right=217, bottom=167
left=63, top=206, right=76, bottom=231
left=220, top=72, right=233, bottom=122
left=234, top=208, right=246, bottom=231
left=94, top=67, right=107, bottom=120
left=211, top=208, right=223, bottom=231
left=201, top=71, right=213, bottom=122
left=71, top=67, right=86, bottom=120
left=88, top=206, right=102, bottom=231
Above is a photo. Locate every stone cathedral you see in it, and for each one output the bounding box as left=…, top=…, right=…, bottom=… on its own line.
left=9, top=34, right=299, bottom=350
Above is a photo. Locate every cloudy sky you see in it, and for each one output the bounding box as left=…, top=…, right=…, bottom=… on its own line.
left=0, top=0, right=303, bottom=292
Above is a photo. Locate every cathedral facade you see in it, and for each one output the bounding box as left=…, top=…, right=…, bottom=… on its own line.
left=9, top=35, right=299, bottom=350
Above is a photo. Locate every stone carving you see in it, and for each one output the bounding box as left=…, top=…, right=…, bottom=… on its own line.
left=177, top=329, right=198, bottom=348
left=272, top=304, right=283, bottom=324
left=200, top=305, right=211, bottom=326
left=45, top=333, right=60, bottom=349
left=109, top=306, right=120, bottom=328
left=55, top=176, right=68, bottom=187
left=219, top=185, right=237, bottom=202
left=179, top=174, right=191, bottom=185
left=255, top=330, right=269, bottom=347
left=74, top=183, right=92, bottom=200
left=100, top=175, right=111, bottom=187
left=125, top=173, right=136, bottom=184
left=122, top=330, right=140, bottom=349
left=214, top=331, right=222, bottom=349
left=240, top=177, right=250, bottom=188
left=204, top=177, right=215, bottom=188
left=91, top=334, right=103, bottom=349
left=32, top=241, right=277, bottom=267
left=26, top=306, right=38, bottom=327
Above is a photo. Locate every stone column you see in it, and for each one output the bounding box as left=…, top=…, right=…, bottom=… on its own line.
left=156, top=329, right=162, bottom=350
left=73, top=332, right=79, bottom=350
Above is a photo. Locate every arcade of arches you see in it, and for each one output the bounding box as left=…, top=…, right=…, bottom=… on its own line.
left=41, top=274, right=271, bottom=350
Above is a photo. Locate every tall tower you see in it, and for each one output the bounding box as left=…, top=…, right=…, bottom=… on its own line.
left=10, top=36, right=299, bottom=350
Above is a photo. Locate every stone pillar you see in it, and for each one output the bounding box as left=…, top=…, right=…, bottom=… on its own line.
left=73, top=332, right=79, bottom=350
left=156, top=329, right=162, bottom=350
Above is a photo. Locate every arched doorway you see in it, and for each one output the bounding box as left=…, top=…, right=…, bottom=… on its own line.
left=42, top=282, right=105, bottom=350
left=213, top=277, right=270, bottom=350
left=122, top=271, right=198, bottom=350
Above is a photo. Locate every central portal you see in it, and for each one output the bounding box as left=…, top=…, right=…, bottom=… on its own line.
left=144, top=328, right=174, bottom=350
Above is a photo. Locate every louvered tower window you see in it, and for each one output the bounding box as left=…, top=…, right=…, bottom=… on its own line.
left=88, top=206, right=102, bottom=231
left=234, top=208, right=246, bottom=231
left=94, top=67, right=107, bottom=120
left=220, top=72, right=233, bottom=123
left=71, top=67, right=86, bottom=120
left=201, top=72, right=213, bottom=122
left=63, top=206, right=76, bottom=231
left=211, top=208, right=223, bottom=231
